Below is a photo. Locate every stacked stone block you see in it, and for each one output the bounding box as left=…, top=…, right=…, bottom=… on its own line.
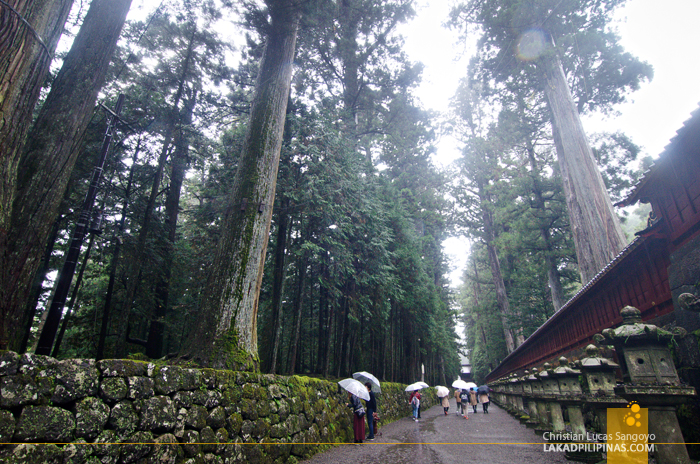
left=0, top=352, right=435, bottom=463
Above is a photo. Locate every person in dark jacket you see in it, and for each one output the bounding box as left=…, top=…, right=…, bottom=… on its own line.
left=365, top=383, right=377, bottom=440
left=459, top=389, right=470, bottom=419
left=346, top=392, right=365, bottom=443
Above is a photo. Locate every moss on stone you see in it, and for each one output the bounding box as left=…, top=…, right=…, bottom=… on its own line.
left=15, top=405, right=75, bottom=442
left=210, top=328, right=260, bottom=373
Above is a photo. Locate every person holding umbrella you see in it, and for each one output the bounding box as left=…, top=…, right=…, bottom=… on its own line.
left=346, top=392, right=366, bottom=443
left=440, top=394, right=450, bottom=415
left=459, top=389, right=470, bottom=419
left=365, top=382, right=377, bottom=440
left=478, top=385, right=490, bottom=413
left=436, top=386, right=450, bottom=415
left=410, top=390, right=420, bottom=421
left=469, top=387, right=478, bottom=413
left=339, top=379, right=368, bottom=443
left=454, top=388, right=461, bottom=415
left=353, top=372, right=381, bottom=440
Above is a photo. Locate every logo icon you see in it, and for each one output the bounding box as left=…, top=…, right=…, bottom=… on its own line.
left=623, top=401, right=643, bottom=428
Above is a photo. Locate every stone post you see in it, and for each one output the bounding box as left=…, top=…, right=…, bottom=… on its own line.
left=533, top=364, right=555, bottom=435
left=513, top=375, right=526, bottom=417
left=542, top=362, right=566, bottom=434
left=598, top=306, right=697, bottom=464
left=524, top=369, right=542, bottom=429
left=578, top=345, right=626, bottom=435
left=548, top=357, right=587, bottom=439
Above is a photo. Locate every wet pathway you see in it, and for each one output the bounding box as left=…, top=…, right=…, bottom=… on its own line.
left=303, top=399, right=569, bottom=464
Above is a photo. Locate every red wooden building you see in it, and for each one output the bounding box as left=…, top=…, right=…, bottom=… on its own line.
left=485, top=104, right=700, bottom=382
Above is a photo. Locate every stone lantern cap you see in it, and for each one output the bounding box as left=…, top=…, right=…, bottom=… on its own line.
left=537, top=363, right=551, bottom=378
left=599, top=306, right=685, bottom=345
left=579, top=345, right=619, bottom=370
left=526, top=367, right=539, bottom=381
left=553, top=357, right=581, bottom=376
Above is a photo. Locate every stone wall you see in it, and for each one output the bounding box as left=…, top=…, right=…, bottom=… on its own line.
left=0, top=351, right=437, bottom=463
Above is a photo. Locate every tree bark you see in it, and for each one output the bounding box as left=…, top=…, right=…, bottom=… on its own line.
left=3, top=0, right=131, bottom=353
left=147, top=92, right=196, bottom=359
left=51, top=231, right=96, bottom=357
left=524, top=136, right=566, bottom=310
left=97, top=139, right=140, bottom=359
left=0, top=0, right=74, bottom=350
left=268, top=203, right=289, bottom=374
left=115, top=27, right=197, bottom=357
left=19, top=214, right=61, bottom=352
left=181, top=0, right=301, bottom=370
left=540, top=40, right=627, bottom=284
left=479, top=180, right=517, bottom=353
left=287, top=246, right=307, bottom=375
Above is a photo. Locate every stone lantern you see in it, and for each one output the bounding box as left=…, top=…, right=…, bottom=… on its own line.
left=508, top=373, right=522, bottom=416
left=539, top=361, right=567, bottom=434
left=523, top=368, right=543, bottom=429
left=521, top=370, right=532, bottom=396
left=540, top=363, right=561, bottom=395
left=578, top=345, right=626, bottom=435
left=551, top=356, right=586, bottom=436
left=600, top=306, right=681, bottom=385
left=598, top=306, right=696, bottom=464
left=518, top=370, right=533, bottom=423
left=579, top=345, right=618, bottom=396
left=507, top=373, right=520, bottom=416
left=553, top=356, right=583, bottom=396
left=510, top=374, right=525, bottom=416
left=533, top=364, right=558, bottom=434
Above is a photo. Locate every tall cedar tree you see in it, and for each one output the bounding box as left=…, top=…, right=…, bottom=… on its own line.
left=4, top=0, right=132, bottom=353
left=0, top=0, right=74, bottom=350
left=182, top=0, right=301, bottom=369
left=450, top=0, right=652, bottom=283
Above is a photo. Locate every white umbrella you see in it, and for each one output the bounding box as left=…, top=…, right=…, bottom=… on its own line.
left=405, top=382, right=426, bottom=392
left=417, top=381, right=429, bottom=388
left=339, top=378, right=370, bottom=401
left=435, top=386, right=449, bottom=397
left=352, top=371, right=381, bottom=393
left=452, top=379, right=470, bottom=390
left=464, top=382, right=478, bottom=390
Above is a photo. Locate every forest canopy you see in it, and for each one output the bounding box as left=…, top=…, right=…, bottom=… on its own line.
left=0, top=0, right=652, bottom=385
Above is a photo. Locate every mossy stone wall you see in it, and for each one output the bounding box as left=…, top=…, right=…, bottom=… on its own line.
left=0, top=351, right=436, bottom=463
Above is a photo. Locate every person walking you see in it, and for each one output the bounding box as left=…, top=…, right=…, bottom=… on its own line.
left=416, top=390, right=422, bottom=419
left=346, top=392, right=366, bottom=443
left=441, top=394, right=450, bottom=415
left=459, top=389, right=470, bottom=419
left=408, top=391, right=416, bottom=419
left=365, top=383, right=377, bottom=440
left=479, top=389, right=490, bottom=414
left=469, top=387, right=478, bottom=414
left=410, top=391, right=420, bottom=421
left=454, top=388, right=461, bottom=415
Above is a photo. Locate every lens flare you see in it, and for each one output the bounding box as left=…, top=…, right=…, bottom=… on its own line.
left=517, top=29, right=547, bottom=61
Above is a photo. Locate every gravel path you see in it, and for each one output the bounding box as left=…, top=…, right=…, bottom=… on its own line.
left=302, top=399, right=570, bottom=464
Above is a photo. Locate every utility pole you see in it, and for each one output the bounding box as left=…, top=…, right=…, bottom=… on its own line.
left=35, top=94, right=125, bottom=356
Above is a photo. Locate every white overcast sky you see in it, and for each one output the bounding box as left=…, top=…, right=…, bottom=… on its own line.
left=397, top=0, right=700, bottom=287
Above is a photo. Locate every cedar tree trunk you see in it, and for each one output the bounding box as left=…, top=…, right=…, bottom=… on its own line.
left=0, top=0, right=73, bottom=350
left=181, top=0, right=301, bottom=370
left=541, top=40, right=627, bottom=284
